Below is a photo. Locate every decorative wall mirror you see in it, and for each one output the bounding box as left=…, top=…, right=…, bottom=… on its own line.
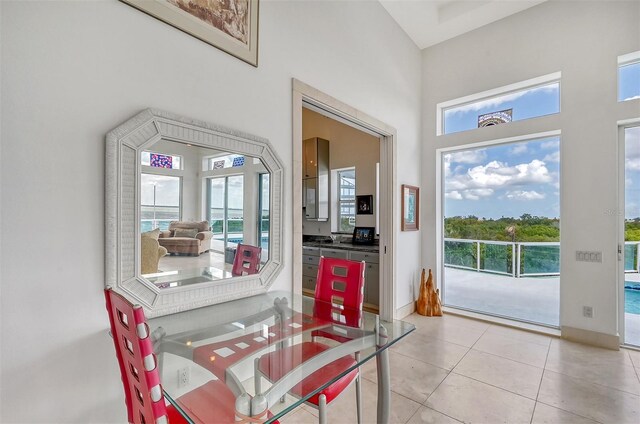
left=106, top=109, right=284, bottom=317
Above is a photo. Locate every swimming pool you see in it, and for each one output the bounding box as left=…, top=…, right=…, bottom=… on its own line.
left=626, top=284, right=640, bottom=315
left=219, top=236, right=269, bottom=250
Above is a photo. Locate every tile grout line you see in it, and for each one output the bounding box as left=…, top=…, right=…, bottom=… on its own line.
left=420, top=321, right=492, bottom=418
left=626, top=349, right=640, bottom=384
left=534, top=400, right=606, bottom=424
left=390, top=348, right=460, bottom=373
left=530, top=335, right=553, bottom=424
left=471, top=343, right=548, bottom=369
left=448, top=370, right=539, bottom=402
left=541, top=366, right=640, bottom=397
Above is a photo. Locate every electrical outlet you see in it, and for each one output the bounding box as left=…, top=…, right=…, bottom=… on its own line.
left=576, top=251, right=602, bottom=263
left=583, top=306, right=593, bottom=318
left=177, top=366, right=190, bottom=388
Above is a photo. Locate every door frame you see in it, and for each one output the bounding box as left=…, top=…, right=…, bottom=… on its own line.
left=292, top=79, right=397, bottom=321
left=618, top=118, right=640, bottom=346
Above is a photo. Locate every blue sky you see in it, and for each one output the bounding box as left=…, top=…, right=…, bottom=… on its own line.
left=619, top=61, right=640, bottom=102
left=444, top=82, right=560, bottom=134
left=626, top=126, right=640, bottom=220
left=444, top=136, right=560, bottom=219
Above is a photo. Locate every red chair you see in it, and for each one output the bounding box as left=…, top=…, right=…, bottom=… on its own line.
left=105, top=288, right=274, bottom=424
left=256, top=257, right=366, bottom=424
left=232, top=244, right=262, bottom=276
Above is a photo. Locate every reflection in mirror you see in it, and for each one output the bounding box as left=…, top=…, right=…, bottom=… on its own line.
left=106, top=109, right=283, bottom=316
left=138, top=140, right=270, bottom=289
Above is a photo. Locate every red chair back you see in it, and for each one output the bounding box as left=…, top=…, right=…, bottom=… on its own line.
left=232, top=244, right=262, bottom=276
left=313, top=257, right=365, bottom=329
left=105, top=288, right=168, bottom=424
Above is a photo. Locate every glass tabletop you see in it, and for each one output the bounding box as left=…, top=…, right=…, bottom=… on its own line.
left=148, top=291, right=415, bottom=423
left=143, top=266, right=233, bottom=289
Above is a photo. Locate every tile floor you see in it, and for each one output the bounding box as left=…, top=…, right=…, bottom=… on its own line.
left=280, top=313, right=640, bottom=424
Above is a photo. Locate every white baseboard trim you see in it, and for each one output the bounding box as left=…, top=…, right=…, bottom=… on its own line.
left=561, top=326, right=620, bottom=350
left=396, top=301, right=415, bottom=320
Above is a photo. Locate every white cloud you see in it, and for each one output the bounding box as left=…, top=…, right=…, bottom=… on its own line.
left=626, top=158, right=640, bottom=171
left=445, top=159, right=553, bottom=192
left=445, top=149, right=487, bottom=164
left=510, top=144, right=528, bottom=155
left=540, top=140, right=559, bottom=150
left=624, top=95, right=640, bottom=101
left=464, top=189, right=494, bottom=200
left=445, top=84, right=559, bottom=116
left=505, top=190, right=545, bottom=200
left=543, top=151, right=560, bottom=163
left=445, top=191, right=463, bottom=200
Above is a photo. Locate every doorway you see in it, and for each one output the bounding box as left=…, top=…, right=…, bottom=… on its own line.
left=620, top=123, right=640, bottom=347
left=292, top=80, right=397, bottom=321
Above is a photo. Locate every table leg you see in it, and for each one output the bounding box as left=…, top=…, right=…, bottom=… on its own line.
left=376, top=324, right=390, bottom=424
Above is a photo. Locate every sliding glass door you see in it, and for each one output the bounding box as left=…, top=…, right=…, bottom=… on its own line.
left=623, top=125, right=640, bottom=346
left=441, top=137, right=561, bottom=326
left=207, top=175, right=244, bottom=253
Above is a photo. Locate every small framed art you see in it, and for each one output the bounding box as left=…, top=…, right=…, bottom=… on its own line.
left=401, top=184, right=419, bottom=231
left=356, top=195, right=373, bottom=215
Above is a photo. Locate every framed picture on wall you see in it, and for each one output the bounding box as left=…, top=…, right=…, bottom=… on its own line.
left=401, top=184, right=419, bottom=231
left=120, top=0, right=260, bottom=67
left=356, top=195, right=373, bottom=215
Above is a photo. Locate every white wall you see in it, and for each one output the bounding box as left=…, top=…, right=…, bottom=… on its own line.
left=301, top=107, right=380, bottom=236
left=0, top=1, right=421, bottom=422
left=422, top=1, right=640, bottom=341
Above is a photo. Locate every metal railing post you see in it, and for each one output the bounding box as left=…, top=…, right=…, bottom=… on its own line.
left=476, top=242, right=481, bottom=272
left=512, top=243, right=516, bottom=277
left=516, top=243, right=521, bottom=278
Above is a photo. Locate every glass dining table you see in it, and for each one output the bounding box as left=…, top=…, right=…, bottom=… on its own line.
left=147, top=291, right=415, bottom=423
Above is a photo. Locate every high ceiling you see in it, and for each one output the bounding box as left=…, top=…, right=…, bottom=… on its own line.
left=379, top=0, right=547, bottom=49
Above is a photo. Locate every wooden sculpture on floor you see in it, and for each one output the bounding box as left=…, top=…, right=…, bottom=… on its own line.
left=416, top=268, right=443, bottom=316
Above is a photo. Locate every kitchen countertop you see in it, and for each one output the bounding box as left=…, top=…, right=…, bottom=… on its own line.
left=302, top=241, right=379, bottom=253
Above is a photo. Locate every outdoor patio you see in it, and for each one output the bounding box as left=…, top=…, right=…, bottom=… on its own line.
left=443, top=267, right=640, bottom=346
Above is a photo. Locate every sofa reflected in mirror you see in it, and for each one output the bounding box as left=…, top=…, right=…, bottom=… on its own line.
left=158, top=221, right=213, bottom=256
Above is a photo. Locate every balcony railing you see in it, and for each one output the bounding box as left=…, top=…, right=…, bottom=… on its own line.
left=444, top=239, right=640, bottom=277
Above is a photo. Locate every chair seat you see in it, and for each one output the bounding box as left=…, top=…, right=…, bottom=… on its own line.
left=170, top=380, right=279, bottom=424
left=258, top=341, right=358, bottom=406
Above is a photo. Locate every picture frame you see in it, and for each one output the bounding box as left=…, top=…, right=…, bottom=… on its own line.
left=120, top=0, right=260, bottom=67
left=356, top=195, right=373, bottom=215
left=352, top=227, right=375, bottom=245
left=401, top=184, right=419, bottom=231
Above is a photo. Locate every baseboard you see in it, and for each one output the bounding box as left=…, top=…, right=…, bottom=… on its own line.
left=396, top=301, right=415, bottom=320
left=561, top=326, right=620, bottom=350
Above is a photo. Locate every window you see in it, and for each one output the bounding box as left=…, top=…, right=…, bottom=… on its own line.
left=141, top=151, right=182, bottom=169
left=336, top=168, right=356, bottom=232
left=438, top=73, right=561, bottom=135
left=140, top=174, right=181, bottom=232
left=207, top=154, right=245, bottom=170
left=442, top=136, right=561, bottom=326
left=207, top=175, right=244, bottom=252
left=619, top=51, right=640, bottom=102
left=258, top=173, right=270, bottom=261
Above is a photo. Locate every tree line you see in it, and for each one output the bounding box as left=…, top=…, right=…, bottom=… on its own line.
left=445, top=215, right=640, bottom=242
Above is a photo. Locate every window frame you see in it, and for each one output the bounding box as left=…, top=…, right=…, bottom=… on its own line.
left=140, top=173, right=182, bottom=231
left=436, top=72, right=562, bottom=136
left=333, top=167, right=356, bottom=234
left=618, top=51, right=640, bottom=103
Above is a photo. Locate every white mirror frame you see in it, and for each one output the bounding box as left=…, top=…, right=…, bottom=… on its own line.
left=105, top=109, right=284, bottom=317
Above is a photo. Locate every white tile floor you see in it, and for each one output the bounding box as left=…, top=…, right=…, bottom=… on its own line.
left=280, top=313, right=640, bottom=424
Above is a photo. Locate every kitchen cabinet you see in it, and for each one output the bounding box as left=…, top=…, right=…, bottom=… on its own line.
left=303, top=138, right=329, bottom=221
left=300, top=245, right=379, bottom=307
